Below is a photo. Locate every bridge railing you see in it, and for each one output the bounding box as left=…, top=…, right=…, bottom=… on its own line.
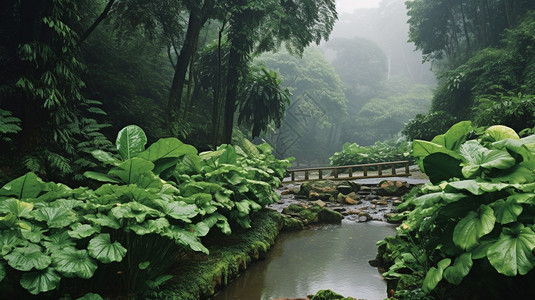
left=284, top=160, right=411, bottom=183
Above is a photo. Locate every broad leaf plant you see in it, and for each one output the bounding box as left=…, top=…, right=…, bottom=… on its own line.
left=0, top=125, right=292, bottom=297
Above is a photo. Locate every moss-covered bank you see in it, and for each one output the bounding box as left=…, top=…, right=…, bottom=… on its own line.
left=146, top=209, right=284, bottom=299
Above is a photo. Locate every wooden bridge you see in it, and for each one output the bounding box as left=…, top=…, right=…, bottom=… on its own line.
left=283, top=160, right=411, bottom=183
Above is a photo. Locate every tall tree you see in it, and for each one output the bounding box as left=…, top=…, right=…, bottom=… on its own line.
left=406, top=0, right=535, bottom=67
left=221, top=0, right=338, bottom=144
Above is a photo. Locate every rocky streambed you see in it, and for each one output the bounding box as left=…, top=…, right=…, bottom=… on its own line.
left=271, top=177, right=428, bottom=225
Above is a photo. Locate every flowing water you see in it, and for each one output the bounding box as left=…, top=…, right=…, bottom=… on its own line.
left=214, top=221, right=397, bottom=300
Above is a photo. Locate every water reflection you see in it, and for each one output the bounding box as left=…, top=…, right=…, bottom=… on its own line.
left=214, top=221, right=396, bottom=300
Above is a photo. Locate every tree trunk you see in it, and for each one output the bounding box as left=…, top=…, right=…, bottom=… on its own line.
left=211, top=19, right=227, bottom=147
left=167, top=7, right=203, bottom=135
left=167, top=0, right=214, bottom=136
left=78, top=0, right=116, bottom=45
left=459, top=0, right=472, bottom=57
left=222, top=39, right=242, bottom=145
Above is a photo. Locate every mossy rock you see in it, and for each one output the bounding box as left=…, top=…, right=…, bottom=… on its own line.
left=309, top=289, right=355, bottom=300
left=317, top=208, right=343, bottom=223
left=282, top=204, right=342, bottom=225
left=377, top=180, right=411, bottom=196
left=299, top=180, right=361, bottom=202
left=299, top=180, right=340, bottom=196
left=282, top=203, right=306, bottom=214
left=282, top=216, right=305, bottom=231
left=336, top=180, right=361, bottom=194
left=309, top=205, right=342, bottom=223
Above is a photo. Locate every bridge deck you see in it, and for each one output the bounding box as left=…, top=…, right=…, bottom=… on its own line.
left=284, top=161, right=411, bottom=183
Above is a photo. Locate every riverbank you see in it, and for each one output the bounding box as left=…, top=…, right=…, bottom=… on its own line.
left=149, top=209, right=284, bottom=299
left=154, top=174, right=426, bottom=299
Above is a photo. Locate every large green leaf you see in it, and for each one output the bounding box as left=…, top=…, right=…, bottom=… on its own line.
left=446, top=180, right=484, bottom=195
left=20, top=267, right=61, bottom=294
left=484, top=125, right=520, bottom=142
left=460, top=141, right=516, bottom=178
left=90, top=150, right=121, bottom=166
left=108, top=158, right=155, bottom=184
left=137, top=137, right=197, bottom=162
left=487, top=224, right=535, bottom=276
left=217, top=146, right=238, bottom=165
left=68, top=223, right=99, bottom=239
left=491, top=160, right=535, bottom=184
left=413, top=140, right=462, bottom=160
left=4, top=244, right=51, bottom=271
left=111, top=201, right=163, bottom=222
left=422, top=258, right=451, bottom=293
left=168, top=228, right=209, bottom=254
left=0, top=230, right=24, bottom=255
left=31, top=207, right=77, bottom=228
left=423, top=153, right=463, bottom=184
left=83, top=171, right=120, bottom=184
left=492, top=138, right=533, bottom=163
left=453, top=204, right=495, bottom=250
left=116, top=125, right=147, bottom=160
left=202, top=213, right=231, bottom=235
left=85, top=213, right=121, bottom=229
left=88, top=233, right=127, bottom=264
left=20, top=223, right=45, bottom=243
left=128, top=218, right=170, bottom=235
left=42, top=232, right=76, bottom=254
left=492, top=198, right=523, bottom=224
left=431, top=120, right=473, bottom=150
left=443, top=252, right=473, bottom=285
left=0, top=172, right=45, bottom=200
left=154, top=199, right=198, bottom=222
left=507, top=193, right=535, bottom=204
left=0, top=199, right=33, bottom=218
left=52, top=247, right=97, bottom=279
left=181, top=181, right=224, bottom=196
left=413, top=141, right=461, bottom=172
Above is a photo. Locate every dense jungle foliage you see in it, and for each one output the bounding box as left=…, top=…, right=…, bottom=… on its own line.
left=380, top=122, right=535, bottom=299
left=0, top=0, right=337, bottom=186
left=403, top=1, right=535, bottom=141
left=0, top=125, right=292, bottom=298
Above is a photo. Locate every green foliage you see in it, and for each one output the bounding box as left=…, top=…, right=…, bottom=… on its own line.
left=257, top=47, right=349, bottom=163
left=309, top=289, right=353, bottom=300
left=0, top=125, right=291, bottom=297
left=238, top=67, right=291, bottom=138
left=0, top=109, right=22, bottom=142
left=418, top=11, right=535, bottom=135
left=330, top=137, right=413, bottom=167
left=380, top=122, right=535, bottom=298
left=402, top=111, right=458, bottom=141
left=406, top=0, right=535, bottom=66
left=473, top=93, right=535, bottom=133
left=352, top=79, right=432, bottom=145
left=0, top=1, right=114, bottom=186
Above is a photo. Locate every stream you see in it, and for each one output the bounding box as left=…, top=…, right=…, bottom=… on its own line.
left=214, top=220, right=397, bottom=300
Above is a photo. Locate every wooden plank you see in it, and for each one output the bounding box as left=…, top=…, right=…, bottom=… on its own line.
left=283, top=161, right=411, bottom=183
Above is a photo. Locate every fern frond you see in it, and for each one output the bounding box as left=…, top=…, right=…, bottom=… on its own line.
left=47, top=152, right=73, bottom=174
left=23, top=156, right=43, bottom=173
left=0, top=109, right=22, bottom=135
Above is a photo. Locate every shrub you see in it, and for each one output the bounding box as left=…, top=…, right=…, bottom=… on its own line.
left=0, top=125, right=292, bottom=298
left=329, top=137, right=413, bottom=167
left=380, top=121, right=535, bottom=298
left=402, top=111, right=457, bottom=141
